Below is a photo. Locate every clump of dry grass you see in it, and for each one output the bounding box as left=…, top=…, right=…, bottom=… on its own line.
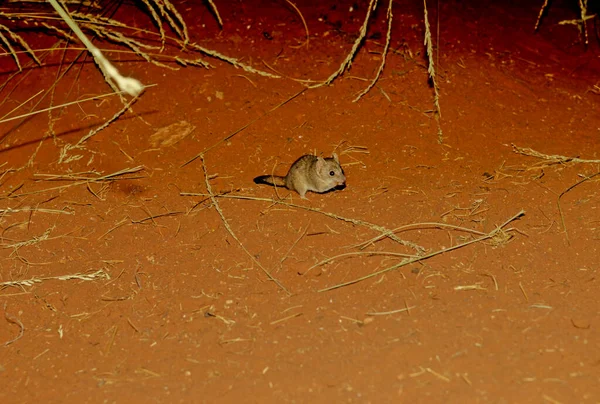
left=0, top=0, right=284, bottom=165
left=0, top=1, right=277, bottom=120
left=0, top=1, right=277, bottom=81
left=1, top=3, right=178, bottom=74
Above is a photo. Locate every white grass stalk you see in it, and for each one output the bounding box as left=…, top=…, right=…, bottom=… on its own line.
left=47, top=0, right=144, bottom=97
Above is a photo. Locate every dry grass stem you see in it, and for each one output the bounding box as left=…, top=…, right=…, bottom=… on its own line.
left=423, top=0, right=444, bottom=143
left=339, top=315, right=365, bottom=324
left=48, top=0, right=144, bottom=96
left=219, top=337, right=253, bottom=345
left=127, top=318, right=140, bottom=333
left=366, top=305, right=416, bottom=316
left=303, top=251, right=415, bottom=275
left=260, top=59, right=319, bottom=84
left=59, top=93, right=141, bottom=163
left=3, top=303, right=25, bottom=346
left=213, top=313, right=236, bottom=326
left=0, top=89, right=139, bottom=124
left=33, top=349, right=50, bottom=360
left=425, top=367, right=451, bottom=382
left=318, top=210, right=525, bottom=292
left=270, top=312, right=302, bottom=325
left=132, top=211, right=185, bottom=225
left=135, top=367, right=161, bottom=378
left=542, top=395, right=563, bottom=404
left=7, top=166, right=144, bottom=198
left=530, top=303, right=553, bottom=309
left=534, top=0, right=551, bottom=30
left=311, top=0, right=378, bottom=88
left=339, top=144, right=370, bottom=156
left=454, top=284, right=486, bottom=291
left=0, top=29, right=21, bottom=71
left=97, top=211, right=184, bottom=240
left=575, top=0, right=590, bottom=45
left=0, top=23, right=41, bottom=70
left=2, top=228, right=54, bottom=251
left=423, top=0, right=443, bottom=143
left=0, top=269, right=110, bottom=288
left=175, top=55, right=212, bottom=69
left=189, top=42, right=279, bottom=78
left=34, top=167, right=143, bottom=182
left=199, top=155, right=290, bottom=295
left=0, top=207, right=72, bottom=216
left=280, top=222, right=310, bottom=264
left=482, top=273, right=499, bottom=290
left=353, top=0, right=393, bottom=102
left=512, top=143, right=600, bottom=165
left=72, top=95, right=139, bottom=149
left=39, top=21, right=76, bottom=42
left=157, top=0, right=190, bottom=44
left=104, top=325, right=118, bottom=355
left=139, top=0, right=167, bottom=50
left=0, top=88, right=44, bottom=123
left=519, top=281, right=529, bottom=302
left=78, top=21, right=173, bottom=70
left=557, top=170, right=600, bottom=245
left=284, top=0, right=309, bottom=48
left=206, top=0, right=223, bottom=27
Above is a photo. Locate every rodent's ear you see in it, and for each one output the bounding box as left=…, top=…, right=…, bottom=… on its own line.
left=316, top=157, right=325, bottom=170
left=332, top=152, right=339, bottom=163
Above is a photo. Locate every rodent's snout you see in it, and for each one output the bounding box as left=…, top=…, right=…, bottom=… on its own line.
left=335, top=182, right=347, bottom=191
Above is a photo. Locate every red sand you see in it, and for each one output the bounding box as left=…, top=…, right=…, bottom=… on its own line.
left=1, top=1, right=599, bottom=402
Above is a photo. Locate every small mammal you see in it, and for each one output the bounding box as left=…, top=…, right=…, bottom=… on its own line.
left=254, top=153, right=346, bottom=198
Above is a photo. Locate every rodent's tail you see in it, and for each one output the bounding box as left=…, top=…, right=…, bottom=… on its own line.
left=253, top=175, right=286, bottom=187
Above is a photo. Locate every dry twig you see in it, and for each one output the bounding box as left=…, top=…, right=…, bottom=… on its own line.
left=3, top=303, right=24, bottom=346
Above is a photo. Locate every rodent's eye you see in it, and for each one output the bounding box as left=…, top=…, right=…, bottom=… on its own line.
left=329, top=171, right=335, bottom=176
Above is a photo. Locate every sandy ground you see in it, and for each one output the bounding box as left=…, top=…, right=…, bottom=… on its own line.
left=1, top=0, right=599, bottom=402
